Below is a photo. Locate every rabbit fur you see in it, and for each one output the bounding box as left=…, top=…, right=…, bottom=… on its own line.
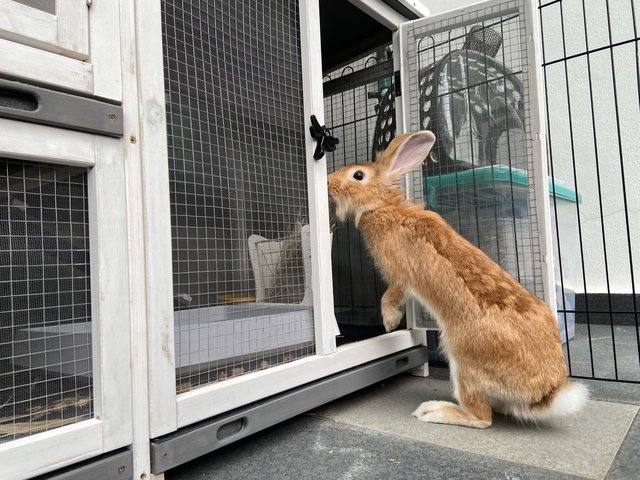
left=327, top=131, right=588, bottom=428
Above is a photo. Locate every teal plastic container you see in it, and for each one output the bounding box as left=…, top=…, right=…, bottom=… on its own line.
left=426, top=165, right=581, bottom=209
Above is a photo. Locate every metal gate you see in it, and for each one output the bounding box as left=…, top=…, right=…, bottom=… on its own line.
left=539, top=0, right=640, bottom=383
left=388, top=0, right=557, bottom=373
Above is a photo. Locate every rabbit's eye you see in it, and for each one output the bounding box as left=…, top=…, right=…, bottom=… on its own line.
left=353, top=170, right=365, bottom=181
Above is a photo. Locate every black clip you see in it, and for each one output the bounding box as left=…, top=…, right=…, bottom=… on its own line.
left=309, top=115, right=339, bottom=160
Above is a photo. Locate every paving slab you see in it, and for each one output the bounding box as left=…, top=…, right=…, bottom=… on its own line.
left=580, top=377, right=640, bottom=406
left=166, top=414, right=588, bottom=480
left=606, top=412, right=640, bottom=480
left=314, top=374, right=639, bottom=479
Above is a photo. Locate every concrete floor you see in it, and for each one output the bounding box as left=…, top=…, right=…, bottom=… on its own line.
left=565, top=324, right=640, bottom=382
left=166, top=366, right=640, bottom=480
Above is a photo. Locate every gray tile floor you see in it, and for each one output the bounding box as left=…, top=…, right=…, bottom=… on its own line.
left=166, top=366, right=640, bottom=480
left=165, top=319, right=640, bottom=480
left=564, top=324, right=640, bottom=382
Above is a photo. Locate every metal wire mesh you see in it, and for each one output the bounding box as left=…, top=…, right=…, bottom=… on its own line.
left=404, top=0, right=544, bottom=336
left=0, top=159, right=92, bottom=443
left=323, top=46, right=396, bottom=342
left=540, top=0, right=640, bottom=383
left=161, top=0, right=315, bottom=392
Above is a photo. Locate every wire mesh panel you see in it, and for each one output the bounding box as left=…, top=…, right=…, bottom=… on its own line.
left=540, top=0, right=640, bottom=382
left=161, top=0, right=315, bottom=392
left=0, top=159, right=92, bottom=443
left=403, top=0, right=545, bottom=332
left=323, top=46, right=396, bottom=342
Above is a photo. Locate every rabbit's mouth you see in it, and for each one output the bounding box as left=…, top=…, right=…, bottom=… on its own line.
left=328, top=196, right=338, bottom=222
left=328, top=194, right=350, bottom=223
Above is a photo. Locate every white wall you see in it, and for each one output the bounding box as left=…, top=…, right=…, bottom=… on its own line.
left=539, top=0, right=639, bottom=294
left=423, top=0, right=640, bottom=294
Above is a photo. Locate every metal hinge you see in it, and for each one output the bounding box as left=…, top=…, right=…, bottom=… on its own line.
left=394, top=71, right=401, bottom=97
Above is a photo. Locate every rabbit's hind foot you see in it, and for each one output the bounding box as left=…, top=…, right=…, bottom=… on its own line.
left=412, top=399, right=492, bottom=429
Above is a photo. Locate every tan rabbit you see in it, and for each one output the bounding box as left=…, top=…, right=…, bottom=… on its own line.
left=327, top=131, right=588, bottom=429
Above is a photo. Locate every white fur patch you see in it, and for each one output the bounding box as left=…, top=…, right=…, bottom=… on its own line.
left=418, top=411, right=447, bottom=424
left=507, top=382, right=589, bottom=422
left=332, top=195, right=350, bottom=222
left=412, top=400, right=456, bottom=417
left=547, top=382, right=589, bottom=417
left=447, top=356, right=460, bottom=401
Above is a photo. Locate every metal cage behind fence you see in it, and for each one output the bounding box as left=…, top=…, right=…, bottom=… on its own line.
left=323, top=46, right=398, bottom=343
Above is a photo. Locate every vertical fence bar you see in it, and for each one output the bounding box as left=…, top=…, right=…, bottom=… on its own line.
left=604, top=0, right=639, bottom=376
left=629, top=0, right=640, bottom=367
left=557, top=0, right=581, bottom=371
left=538, top=0, right=573, bottom=371
left=582, top=4, right=618, bottom=380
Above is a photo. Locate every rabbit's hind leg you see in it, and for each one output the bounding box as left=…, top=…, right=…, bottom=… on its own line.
left=412, top=391, right=492, bottom=429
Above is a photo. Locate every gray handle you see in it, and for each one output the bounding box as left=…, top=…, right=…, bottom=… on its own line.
left=0, top=78, right=123, bottom=137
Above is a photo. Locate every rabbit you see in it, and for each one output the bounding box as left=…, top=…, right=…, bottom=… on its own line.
left=327, top=130, right=588, bottom=428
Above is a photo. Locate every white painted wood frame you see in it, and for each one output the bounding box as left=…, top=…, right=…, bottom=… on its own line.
left=523, top=0, right=556, bottom=313
left=0, top=0, right=121, bottom=101
left=300, top=0, right=338, bottom=356
left=0, top=0, right=88, bottom=59
left=395, top=0, right=431, bottom=17
left=116, top=0, right=169, bottom=477
left=0, top=118, right=97, bottom=168
left=175, top=330, right=423, bottom=427
left=125, top=0, right=177, bottom=470
left=348, top=0, right=411, bottom=30
left=0, top=126, right=133, bottom=479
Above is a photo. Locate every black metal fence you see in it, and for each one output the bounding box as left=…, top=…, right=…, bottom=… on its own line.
left=321, top=2, right=639, bottom=382
left=539, top=0, right=639, bottom=382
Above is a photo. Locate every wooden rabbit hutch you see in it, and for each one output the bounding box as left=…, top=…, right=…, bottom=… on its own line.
left=0, top=1, right=555, bottom=479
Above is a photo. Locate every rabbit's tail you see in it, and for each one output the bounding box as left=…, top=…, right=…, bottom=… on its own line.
left=547, top=381, right=589, bottom=417
left=509, top=381, right=589, bottom=422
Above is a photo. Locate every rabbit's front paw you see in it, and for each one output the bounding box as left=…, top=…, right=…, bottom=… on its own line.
left=381, top=285, right=406, bottom=332
left=382, top=304, right=404, bottom=332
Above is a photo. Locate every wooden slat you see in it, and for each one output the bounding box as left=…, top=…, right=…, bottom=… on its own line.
left=0, top=0, right=57, bottom=48
left=0, top=118, right=96, bottom=167
left=56, top=0, right=90, bottom=59
left=0, top=38, right=93, bottom=93
left=0, top=0, right=89, bottom=60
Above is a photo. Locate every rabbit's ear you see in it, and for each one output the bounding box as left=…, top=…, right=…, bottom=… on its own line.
left=377, top=131, right=435, bottom=179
